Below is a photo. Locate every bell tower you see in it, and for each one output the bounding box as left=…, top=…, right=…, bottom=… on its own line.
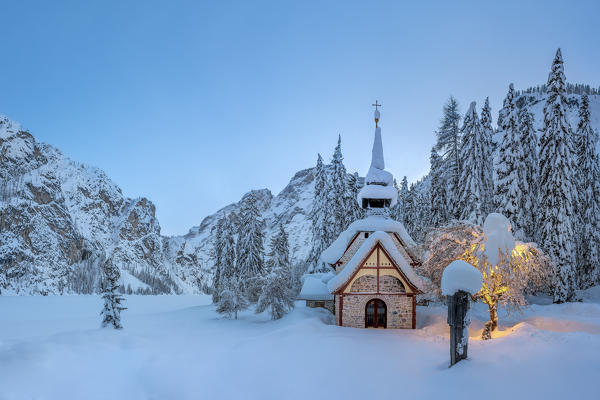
left=357, top=101, right=398, bottom=216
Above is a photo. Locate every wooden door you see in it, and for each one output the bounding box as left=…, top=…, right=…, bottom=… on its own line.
left=365, top=299, right=387, bottom=328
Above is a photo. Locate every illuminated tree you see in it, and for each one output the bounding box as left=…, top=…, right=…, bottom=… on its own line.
left=420, top=218, right=551, bottom=339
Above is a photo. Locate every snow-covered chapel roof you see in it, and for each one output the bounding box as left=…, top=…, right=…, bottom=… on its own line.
left=327, top=231, right=426, bottom=293
left=320, top=215, right=416, bottom=265
left=298, top=273, right=335, bottom=300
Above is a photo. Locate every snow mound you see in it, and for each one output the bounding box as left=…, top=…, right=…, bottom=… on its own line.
left=327, top=231, right=426, bottom=293
left=441, top=260, right=483, bottom=295
left=320, top=216, right=415, bottom=264
left=483, top=213, right=516, bottom=265
left=298, top=273, right=335, bottom=300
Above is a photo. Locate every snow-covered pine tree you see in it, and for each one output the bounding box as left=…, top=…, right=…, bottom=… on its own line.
left=100, top=258, right=127, bottom=329
left=216, top=276, right=249, bottom=320
left=256, top=265, right=295, bottom=320
left=429, top=148, right=448, bottom=227
left=479, top=97, right=495, bottom=215
left=236, top=192, right=265, bottom=301
left=307, top=153, right=331, bottom=273
left=434, top=97, right=462, bottom=220
left=219, top=213, right=238, bottom=286
left=211, top=215, right=227, bottom=303
left=390, top=178, right=402, bottom=222
left=327, top=135, right=351, bottom=236
left=399, top=176, right=409, bottom=226
left=268, top=223, right=290, bottom=269
left=538, top=48, right=578, bottom=302
left=458, top=101, right=487, bottom=224
left=517, top=107, right=539, bottom=241
left=574, top=94, right=600, bottom=287
left=494, top=83, right=527, bottom=238
left=256, top=223, right=295, bottom=319
left=347, top=171, right=364, bottom=222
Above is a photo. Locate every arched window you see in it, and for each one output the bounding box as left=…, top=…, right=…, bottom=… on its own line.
left=365, top=299, right=387, bottom=328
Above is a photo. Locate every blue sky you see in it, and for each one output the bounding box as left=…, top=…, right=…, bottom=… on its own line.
left=1, top=0, right=599, bottom=235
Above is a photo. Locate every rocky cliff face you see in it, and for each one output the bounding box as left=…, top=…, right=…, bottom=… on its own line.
left=0, top=116, right=200, bottom=294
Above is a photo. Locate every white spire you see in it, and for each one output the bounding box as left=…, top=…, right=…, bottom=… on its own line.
left=357, top=103, right=397, bottom=213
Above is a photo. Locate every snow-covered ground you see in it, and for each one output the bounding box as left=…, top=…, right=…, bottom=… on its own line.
left=1, top=292, right=599, bottom=400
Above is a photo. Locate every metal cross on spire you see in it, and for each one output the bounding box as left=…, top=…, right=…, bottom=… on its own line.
left=372, top=100, right=381, bottom=127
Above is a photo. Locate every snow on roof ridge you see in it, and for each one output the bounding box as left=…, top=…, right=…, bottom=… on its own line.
left=327, top=231, right=426, bottom=293
left=320, top=216, right=415, bottom=265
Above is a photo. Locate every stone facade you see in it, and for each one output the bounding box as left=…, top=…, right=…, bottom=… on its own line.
left=379, top=274, right=405, bottom=293
left=337, top=294, right=413, bottom=329
left=306, top=300, right=335, bottom=314
left=350, top=274, right=377, bottom=292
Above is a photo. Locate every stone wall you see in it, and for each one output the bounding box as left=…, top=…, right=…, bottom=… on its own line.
left=337, top=294, right=413, bottom=329
left=350, top=274, right=377, bottom=292
left=306, top=300, right=335, bottom=314
left=379, top=275, right=405, bottom=293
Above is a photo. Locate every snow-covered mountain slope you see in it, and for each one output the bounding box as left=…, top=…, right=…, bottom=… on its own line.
left=0, top=116, right=201, bottom=294
left=173, top=167, right=317, bottom=277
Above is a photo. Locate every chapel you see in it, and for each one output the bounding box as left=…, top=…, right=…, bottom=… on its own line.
left=298, top=103, right=425, bottom=329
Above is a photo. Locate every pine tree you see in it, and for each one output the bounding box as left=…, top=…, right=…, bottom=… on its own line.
left=268, top=223, right=290, bottom=269
left=434, top=97, right=462, bottom=219
left=429, top=148, right=448, bottom=227
left=216, top=276, right=249, bottom=320
left=347, top=171, right=363, bottom=222
left=100, top=258, right=127, bottom=329
left=517, top=107, right=539, bottom=241
left=495, top=83, right=526, bottom=237
left=308, top=154, right=330, bottom=272
left=211, top=215, right=227, bottom=303
left=398, top=176, right=409, bottom=225
left=220, top=213, right=237, bottom=285
left=574, top=94, right=600, bottom=286
left=256, top=265, right=295, bottom=320
left=236, top=193, right=265, bottom=301
left=479, top=97, right=495, bottom=215
left=458, top=101, right=487, bottom=224
left=538, top=48, right=578, bottom=302
left=327, top=135, right=350, bottom=236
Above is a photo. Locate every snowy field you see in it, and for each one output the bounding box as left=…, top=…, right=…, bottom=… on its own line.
left=1, top=292, right=599, bottom=400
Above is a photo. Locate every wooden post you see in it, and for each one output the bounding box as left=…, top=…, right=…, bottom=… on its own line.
left=447, top=290, right=470, bottom=366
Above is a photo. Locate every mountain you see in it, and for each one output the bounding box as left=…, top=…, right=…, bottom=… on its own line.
left=0, top=116, right=200, bottom=294
left=1, top=86, right=599, bottom=295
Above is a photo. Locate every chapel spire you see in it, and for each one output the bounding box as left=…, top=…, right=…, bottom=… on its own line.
left=357, top=102, right=398, bottom=216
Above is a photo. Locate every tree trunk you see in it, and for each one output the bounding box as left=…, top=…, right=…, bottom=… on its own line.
left=482, top=302, right=498, bottom=340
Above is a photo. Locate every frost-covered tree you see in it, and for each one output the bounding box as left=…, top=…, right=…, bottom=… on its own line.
left=399, top=176, right=409, bottom=226
left=458, top=101, right=487, bottom=224
left=327, top=135, right=351, bottom=236
left=429, top=148, right=448, bottom=227
left=574, top=94, right=600, bottom=286
left=420, top=218, right=551, bottom=339
left=236, top=192, right=265, bottom=300
left=211, top=215, right=227, bottom=302
left=216, top=276, right=249, bottom=320
left=538, top=48, right=578, bottom=302
left=100, top=258, right=127, bottom=329
left=495, top=84, right=526, bottom=237
left=479, top=97, right=495, bottom=215
left=517, top=107, right=539, bottom=241
left=219, top=213, right=238, bottom=287
left=268, top=224, right=290, bottom=268
left=347, top=171, right=364, bottom=222
left=434, top=97, right=462, bottom=219
left=256, top=265, right=295, bottom=320
left=308, top=153, right=331, bottom=272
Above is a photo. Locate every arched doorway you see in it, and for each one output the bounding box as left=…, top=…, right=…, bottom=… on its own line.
left=365, top=299, right=387, bottom=328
